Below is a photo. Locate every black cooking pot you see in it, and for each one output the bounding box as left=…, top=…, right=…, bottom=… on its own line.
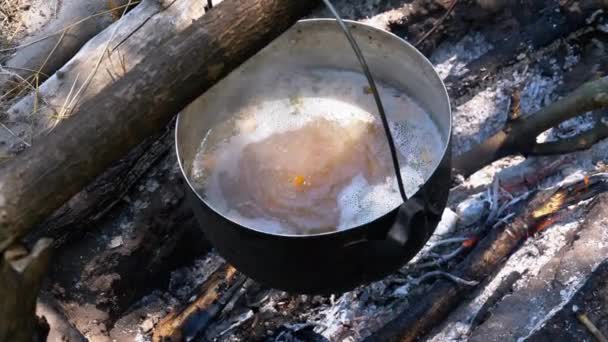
left=175, top=19, right=452, bottom=294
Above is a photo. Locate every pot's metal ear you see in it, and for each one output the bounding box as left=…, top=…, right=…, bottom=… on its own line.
left=386, top=199, right=425, bottom=247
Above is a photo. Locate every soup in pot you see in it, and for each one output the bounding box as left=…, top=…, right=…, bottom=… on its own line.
left=190, top=70, right=443, bottom=235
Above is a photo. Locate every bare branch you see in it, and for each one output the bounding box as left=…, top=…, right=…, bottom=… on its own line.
left=529, top=121, right=608, bottom=155
left=454, top=77, right=608, bottom=177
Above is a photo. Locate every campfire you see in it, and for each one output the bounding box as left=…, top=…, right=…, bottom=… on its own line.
left=1, top=1, right=608, bottom=341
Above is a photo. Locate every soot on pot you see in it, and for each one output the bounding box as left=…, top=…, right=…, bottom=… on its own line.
left=190, top=69, right=443, bottom=235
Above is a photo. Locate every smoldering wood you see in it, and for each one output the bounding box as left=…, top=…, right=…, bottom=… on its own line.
left=364, top=173, right=608, bottom=342
left=0, top=0, right=319, bottom=252
left=153, top=264, right=246, bottom=342
left=0, top=239, right=52, bottom=342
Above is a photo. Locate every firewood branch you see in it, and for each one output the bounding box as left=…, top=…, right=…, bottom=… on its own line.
left=454, top=77, right=608, bottom=177
left=529, top=119, right=608, bottom=155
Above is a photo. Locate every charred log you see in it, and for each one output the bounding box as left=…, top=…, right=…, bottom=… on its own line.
left=153, top=264, right=246, bottom=342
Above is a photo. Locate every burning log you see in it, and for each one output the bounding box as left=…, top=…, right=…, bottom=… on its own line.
left=454, top=76, right=608, bottom=177
left=364, top=173, right=608, bottom=342
left=0, top=0, right=319, bottom=252
left=153, top=264, right=246, bottom=342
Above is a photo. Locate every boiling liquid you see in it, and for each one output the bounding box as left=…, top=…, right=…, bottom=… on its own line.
left=190, top=70, right=443, bottom=235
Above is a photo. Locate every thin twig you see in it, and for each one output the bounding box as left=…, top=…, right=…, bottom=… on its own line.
left=428, top=237, right=468, bottom=249
left=52, top=72, right=80, bottom=129
left=394, top=271, right=478, bottom=296
left=492, top=212, right=515, bottom=229
left=414, top=0, right=458, bottom=46
left=417, top=246, right=465, bottom=269
left=576, top=312, right=608, bottom=342
left=485, top=177, right=501, bottom=225
left=1, top=66, right=50, bottom=77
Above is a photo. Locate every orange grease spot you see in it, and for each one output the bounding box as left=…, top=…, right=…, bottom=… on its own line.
left=293, top=175, right=306, bottom=190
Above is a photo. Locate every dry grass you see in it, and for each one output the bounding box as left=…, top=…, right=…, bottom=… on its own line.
left=0, top=0, right=24, bottom=55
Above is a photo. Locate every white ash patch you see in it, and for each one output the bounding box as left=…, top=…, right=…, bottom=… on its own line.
left=456, top=194, right=487, bottom=226
left=428, top=214, right=583, bottom=342
left=452, top=65, right=564, bottom=154
left=168, top=253, right=225, bottom=301
left=108, top=236, right=123, bottom=249
left=518, top=71, right=561, bottom=114
left=431, top=32, right=494, bottom=80
left=145, top=179, right=160, bottom=192
left=452, top=87, right=509, bottom=153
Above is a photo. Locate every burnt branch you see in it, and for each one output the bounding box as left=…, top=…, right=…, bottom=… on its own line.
left=529, top=120, right=608, bottom=156
left=454, top=76, right=608, bottom=177
left=153, top=264, right=246, bottom=342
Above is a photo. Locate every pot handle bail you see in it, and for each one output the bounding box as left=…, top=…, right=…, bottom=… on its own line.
left=322, top=0, right=408, bottom=202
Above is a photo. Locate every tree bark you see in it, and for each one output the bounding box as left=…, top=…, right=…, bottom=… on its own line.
left=0, top=0, right=132, bottom=94
left=1, top=0, right=207, bottom=155
left=0, top=0, right=318, bottom=251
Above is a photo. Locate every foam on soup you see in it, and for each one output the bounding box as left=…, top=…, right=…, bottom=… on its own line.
left=190, top=70, right=443, bottom=235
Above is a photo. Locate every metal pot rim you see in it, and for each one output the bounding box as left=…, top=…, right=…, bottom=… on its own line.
left=175, top=18, right=452, bottom=238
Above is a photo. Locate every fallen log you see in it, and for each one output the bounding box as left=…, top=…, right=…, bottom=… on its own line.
left=0, top=0, right=318, bottom=251
left=0, top=0, right=207, bottom=156
left=453, top=76, right=608, bottom=177
left=153, top=264, right=246, bottom=342
left=364, top=173, right=608, bottom=342
left=0, top=239, right=52, bottom=342
left=0, top=0, right=133, bottom=95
